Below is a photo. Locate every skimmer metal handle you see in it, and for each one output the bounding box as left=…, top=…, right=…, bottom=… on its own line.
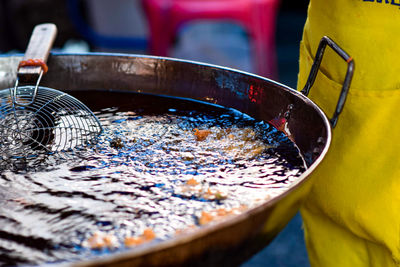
left=301, top=36, right=354, bottom=128
left=13, top=23, right=57, bottom=107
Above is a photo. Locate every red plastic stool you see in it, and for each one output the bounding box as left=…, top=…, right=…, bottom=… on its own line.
left=141, top=0, right=280, bottom=79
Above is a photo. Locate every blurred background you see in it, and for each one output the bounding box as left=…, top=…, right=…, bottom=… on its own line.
left=0, top=0, right=309, bottom=266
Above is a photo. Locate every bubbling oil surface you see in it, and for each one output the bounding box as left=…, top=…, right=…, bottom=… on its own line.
left=0, top=92, right=306, bottom=266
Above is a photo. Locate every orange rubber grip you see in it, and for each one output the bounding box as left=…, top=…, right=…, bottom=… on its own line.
left=18, top=59, right=48, bottom=74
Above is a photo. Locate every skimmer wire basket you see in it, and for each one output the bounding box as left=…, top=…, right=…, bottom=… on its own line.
left=0, top=23, right=103, bottom=160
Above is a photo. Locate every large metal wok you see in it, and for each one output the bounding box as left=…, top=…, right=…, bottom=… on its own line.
left=0, top=36, right=353, bottom=266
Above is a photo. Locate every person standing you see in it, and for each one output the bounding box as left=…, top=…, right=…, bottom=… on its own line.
left=298, top=0, right=400, bottom=266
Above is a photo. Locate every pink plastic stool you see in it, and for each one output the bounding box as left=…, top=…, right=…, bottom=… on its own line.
left=141, top=0, right=280, bottom=79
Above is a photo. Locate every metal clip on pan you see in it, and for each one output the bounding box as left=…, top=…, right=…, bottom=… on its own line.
left=301, top=36, right=355, bottom=128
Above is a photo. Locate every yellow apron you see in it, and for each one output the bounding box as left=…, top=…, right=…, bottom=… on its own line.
left=298, top=1, right=400, bottom=266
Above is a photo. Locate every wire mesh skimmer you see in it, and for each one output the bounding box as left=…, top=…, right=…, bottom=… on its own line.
left=0, top=23, right=102, bottom=159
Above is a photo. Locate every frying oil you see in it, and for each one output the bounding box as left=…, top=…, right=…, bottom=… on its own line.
left=0, top=92, right=306, bottom=265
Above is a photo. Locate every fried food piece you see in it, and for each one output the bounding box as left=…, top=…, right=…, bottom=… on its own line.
left=124, top=228, right=156, bottom=247
left=124, top=236, right=144, bottom=247
left=85, top=232, right=105, bottom=249
left=142, top=228, right=156, bottom=241
left=203, top=188, right=228, bottom=200
left=104, top=234, right=118, bottom=248
left=186, top=177, right=199, bottom=186
left=83, top=232, right=118, bottom=250
left=197, top=205, right=249, bottom=226
left=193, top=128, right=211, bottom=141
left=199, top=211, right=214, bottom=225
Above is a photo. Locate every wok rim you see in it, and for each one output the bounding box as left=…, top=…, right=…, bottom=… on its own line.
left=0, top=53, right=332, bottom=266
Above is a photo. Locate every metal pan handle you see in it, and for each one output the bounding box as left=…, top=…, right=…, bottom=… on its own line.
left=301, top=36, right=354, bottom=128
